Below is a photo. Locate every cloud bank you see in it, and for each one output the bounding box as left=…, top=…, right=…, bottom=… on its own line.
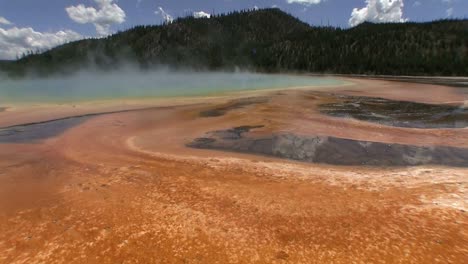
left=349, top=0, right=407, bottom=27
left=0, top=17, right=12, bottom=25
left=0, top=26, right=82, bottom=60
left=66, top=0, right=126, bottom=36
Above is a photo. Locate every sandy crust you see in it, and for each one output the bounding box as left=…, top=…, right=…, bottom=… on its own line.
left=0, top=77, right=467, bottom=263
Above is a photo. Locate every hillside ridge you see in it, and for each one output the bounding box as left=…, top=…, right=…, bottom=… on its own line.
left=1, top=8, right=467, bottom=77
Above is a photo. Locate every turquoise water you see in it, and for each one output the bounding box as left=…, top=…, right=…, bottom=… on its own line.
left=0, top=72, right=344, bottom=103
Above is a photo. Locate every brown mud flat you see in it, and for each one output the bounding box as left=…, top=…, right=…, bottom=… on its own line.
left=0, top=78, right=467, bottom=264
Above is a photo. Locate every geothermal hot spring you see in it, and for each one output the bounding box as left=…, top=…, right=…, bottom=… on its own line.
left=0, top=71, right=467, bottom=263
left=0, top=71, right=343, bottom=103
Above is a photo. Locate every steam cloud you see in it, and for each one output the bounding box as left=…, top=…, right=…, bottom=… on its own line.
left=155, top=7, right=174, bottom=23
left=0, top=67, right=329, bottom=104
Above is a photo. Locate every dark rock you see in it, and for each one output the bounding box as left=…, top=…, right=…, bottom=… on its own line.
left=319, top=95, right=468, bottom=129
left=187, top=127, right=468, bottom=167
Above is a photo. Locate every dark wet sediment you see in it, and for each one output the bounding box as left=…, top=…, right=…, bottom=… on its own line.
left=200, top=97, right=269, bottom=117
left=0, top=105, right=185, bottom=144
left=188, top=127, right=468, bottom=167
left=319, top=95, right=468, bottom=129
left=0, top=116, right=90, bottom=143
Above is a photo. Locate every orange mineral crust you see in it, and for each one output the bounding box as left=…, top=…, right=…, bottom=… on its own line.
left=0, top=78, right=466, bottom=263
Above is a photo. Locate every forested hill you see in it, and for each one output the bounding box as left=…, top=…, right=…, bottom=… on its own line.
left=2, top=8, right=467, bottom=77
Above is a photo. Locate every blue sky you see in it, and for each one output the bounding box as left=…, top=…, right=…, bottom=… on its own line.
left=0, top=0, right=466, bottom=59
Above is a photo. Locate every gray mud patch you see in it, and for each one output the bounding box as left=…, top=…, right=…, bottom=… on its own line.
left=200, top=97, right=269, bottom=117
left=0, top=107, right=6, bottom=112
left=319, top=95, right=468, bottom=129
left=188, top=127, right=468, bottom=167
left=0, top=105, right=181, bottom=144
left=0, top=116, right=90, bottom=143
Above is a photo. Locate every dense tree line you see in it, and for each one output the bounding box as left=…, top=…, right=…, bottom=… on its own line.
left=1, top=8, right=467, bottom=77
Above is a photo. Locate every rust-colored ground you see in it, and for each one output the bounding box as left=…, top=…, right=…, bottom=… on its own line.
left=0, top=78, right=466, bottom=263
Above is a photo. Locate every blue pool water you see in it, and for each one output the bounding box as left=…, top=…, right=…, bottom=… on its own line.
left=0, top=72, right=344, bottom=103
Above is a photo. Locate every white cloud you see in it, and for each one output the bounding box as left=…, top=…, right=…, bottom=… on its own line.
left=193, top=11, right=211, bottom=19
left=286, top=0, right=322, bottom=5
left=155, top=7, right=174, bottom=23
left=0, top=26, right=82, bottom=60
left=446, top=7, right=453, bottom=17
left=349, top=0, right=407, bottom=27
left=0, top=16, right=12, bottom=25
left=66, top=0, right=126, bottom=36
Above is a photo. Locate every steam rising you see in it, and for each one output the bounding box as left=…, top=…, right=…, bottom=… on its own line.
left=0, top=68, right=341, bottom=104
